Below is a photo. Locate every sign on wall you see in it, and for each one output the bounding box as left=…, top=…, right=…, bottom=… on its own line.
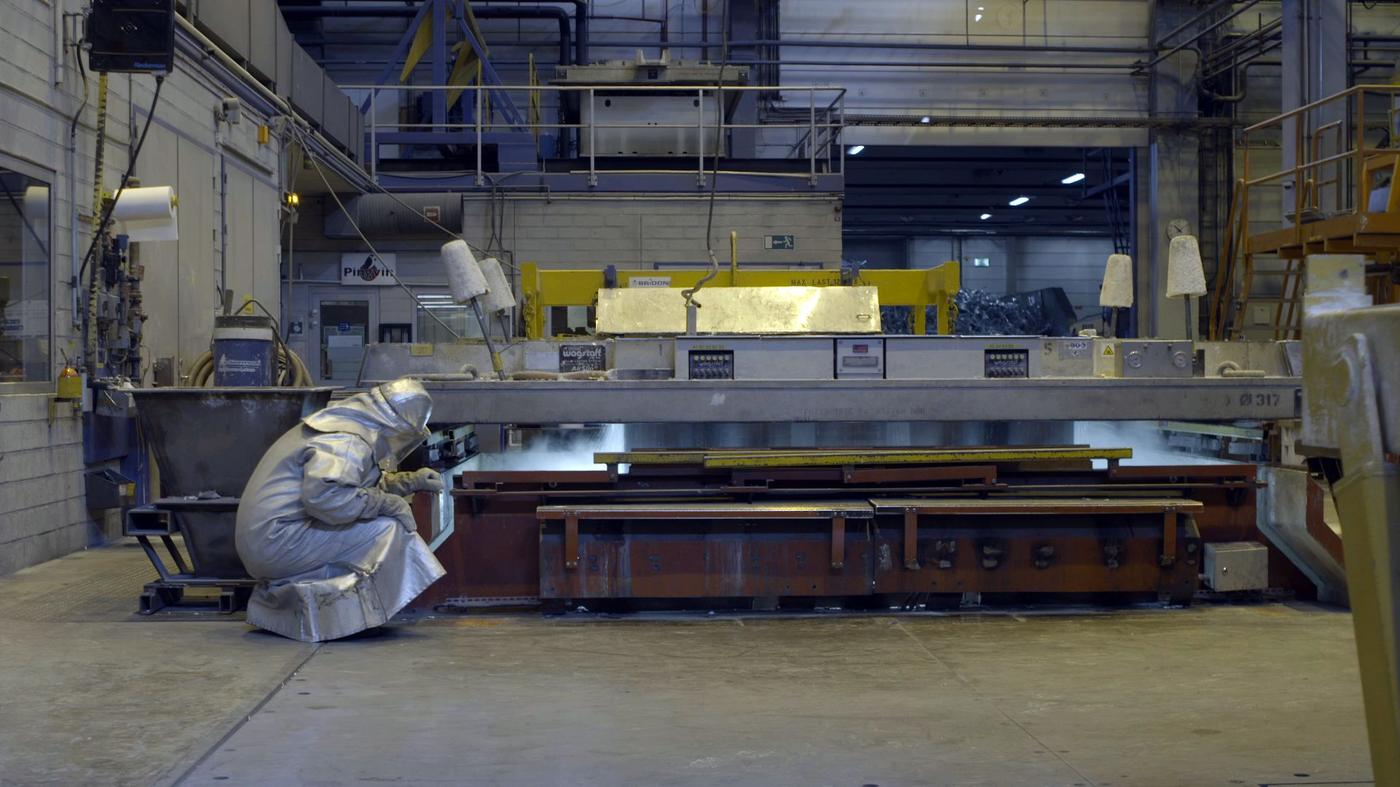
left=340, top=252, right=397, bottom=286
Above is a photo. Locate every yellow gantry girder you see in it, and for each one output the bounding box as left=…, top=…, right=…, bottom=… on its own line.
left=519, top=261, right=961, bottom=339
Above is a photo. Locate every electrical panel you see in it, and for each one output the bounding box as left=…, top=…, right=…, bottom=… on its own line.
left=687, top=350, right=735, bottom=380
left=983, top=349, right=1030, bottom=379
left=835, top=338, right=884, bottom=379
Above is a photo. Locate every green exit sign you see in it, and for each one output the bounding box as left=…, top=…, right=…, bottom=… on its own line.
left=764, top=234, right=796, bottom=250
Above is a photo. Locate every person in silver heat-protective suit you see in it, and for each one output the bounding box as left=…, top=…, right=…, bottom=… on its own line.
left=235, top=379, right=447, bottom=642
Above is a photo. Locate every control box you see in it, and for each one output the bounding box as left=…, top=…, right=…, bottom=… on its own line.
left=983, top=348, right=1030, bottom=378
left=884, top=337, right=1042, bottom=380
left=835, top=338, right=884, bottom=379
left=1203, top=541, right=1269, bottom=592
left=687, top=349, right=735, bottom=380
left=1117, top=340, right=1195, bottom=378
left=674, top=337, right=834, bottom=380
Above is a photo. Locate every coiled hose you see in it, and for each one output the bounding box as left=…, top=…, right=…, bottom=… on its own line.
left=187, top=343, right=312, bottom=387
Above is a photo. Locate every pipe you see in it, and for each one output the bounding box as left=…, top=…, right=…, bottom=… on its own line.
left=475, top=7, right=571, bottom=66
left=174, top=14, right=369, bottom=190
left=469, top=0, right=587, bottom=65
left=281, top=0, right=572, bottom=72
left=1204, top=60, right=1275, bottom=104
left=284, top=1, right=588, bottom=64
left=1136, top=0, right=1265, bottom=72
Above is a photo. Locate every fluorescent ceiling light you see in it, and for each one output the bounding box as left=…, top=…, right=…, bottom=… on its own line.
left=847, top=145, right=865, bottom=155
left=920, top=116, right=930, bottom=124
left=1008, top=196, right=1030, bottom=206
left=1061, top=172, right=1086, bottom=185
left=974, top=13, right=983, bottom=21
left=980, top=213, right=992, bottom=220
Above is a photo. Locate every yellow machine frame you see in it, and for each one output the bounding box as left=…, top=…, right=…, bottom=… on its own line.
left=520, top=261, right=961, bottom=339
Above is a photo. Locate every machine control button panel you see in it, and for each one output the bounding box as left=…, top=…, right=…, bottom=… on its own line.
left=688, top=350, right=735, bottom=379
left=835, top=338, right=885, bottom=379
left=983, top=349, right=1030, bottom=378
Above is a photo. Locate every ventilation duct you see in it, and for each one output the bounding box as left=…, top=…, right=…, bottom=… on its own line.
left=323, top=193, right=463, bottom=239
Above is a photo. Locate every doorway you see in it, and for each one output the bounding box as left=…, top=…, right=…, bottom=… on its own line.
left=316, top=296, right=373, bottom=385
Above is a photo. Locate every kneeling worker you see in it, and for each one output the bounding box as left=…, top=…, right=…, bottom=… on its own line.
left=236, top=378, right=447, bottom=642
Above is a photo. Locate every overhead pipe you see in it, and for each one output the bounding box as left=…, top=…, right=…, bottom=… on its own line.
left=1135, top=0, right=1266, bottom=72
left=286, top=0, right=589, bottom=64
left=279, top=5, right=574, bottom=66
left=475, top=7, right=572, bottom=66
left=471, top=0, right=588, bottom=65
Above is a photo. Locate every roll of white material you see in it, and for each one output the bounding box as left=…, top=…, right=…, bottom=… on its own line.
left=477, top=257, right=516, bottom=313
left=113, top=185, right=179, bottom=242
left=442, top=240, right=487, bottom=303
left=1166, top=234, right=1207, bottom=298
left=22, top=185, right=49, bottom=226
left=1099, top=253, right=1134, bottom=308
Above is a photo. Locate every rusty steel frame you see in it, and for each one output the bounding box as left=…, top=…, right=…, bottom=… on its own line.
left=869, top=497, right=1205, bottom=570
left=418, top=461, right=1302, bottom=609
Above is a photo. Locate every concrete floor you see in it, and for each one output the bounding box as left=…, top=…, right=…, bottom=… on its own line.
left=0, top=542, right=1375, bottom=787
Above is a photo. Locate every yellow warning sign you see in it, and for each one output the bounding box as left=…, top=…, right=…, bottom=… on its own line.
left=1101, top=345, right=1115, bottom=356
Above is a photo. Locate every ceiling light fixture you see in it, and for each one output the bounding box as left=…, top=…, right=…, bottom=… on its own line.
left=847, top=145, right=865, bottom=155
left=1008, top=196, right=1030, bottom=206
left=980, top=213, right=992, bottom=220
left=1061, top=172, right=1086, bottom=185
left=920, top=116, right=931, bottom=124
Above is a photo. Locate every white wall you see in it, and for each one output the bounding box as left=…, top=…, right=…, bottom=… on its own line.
left=0, top=0, right=286, bottom=574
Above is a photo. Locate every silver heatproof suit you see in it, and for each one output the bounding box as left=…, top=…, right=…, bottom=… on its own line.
left=235, top=379, right=446, bottom=642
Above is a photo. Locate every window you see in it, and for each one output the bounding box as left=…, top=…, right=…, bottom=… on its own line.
left=414, top=291, right=485, bottom=344
left=0, top=168, right=51, bottom=383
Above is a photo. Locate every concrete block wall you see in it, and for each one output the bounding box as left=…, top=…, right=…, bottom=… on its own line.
left=0, top=394, right=87, bottom=575
left=0, top=0, right=287, bottom=574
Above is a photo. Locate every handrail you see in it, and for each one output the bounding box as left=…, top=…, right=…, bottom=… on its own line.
left=1220, top=83, right=1400, bottom=340
left=346, top=82, right=848, bottom=186
left=1241, top=83, right=1400, bottom=134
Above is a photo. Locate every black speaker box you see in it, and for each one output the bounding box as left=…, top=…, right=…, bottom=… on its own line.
left=86, top=0, right=175, bottom=74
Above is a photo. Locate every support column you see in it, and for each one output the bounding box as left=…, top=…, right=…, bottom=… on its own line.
left=1145, top=0, right=1201, bottom=339
left=1281, top=0, right=1347, bottom=216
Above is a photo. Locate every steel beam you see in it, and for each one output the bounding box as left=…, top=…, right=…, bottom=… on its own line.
left=420, top=377, right=1301, bottom=425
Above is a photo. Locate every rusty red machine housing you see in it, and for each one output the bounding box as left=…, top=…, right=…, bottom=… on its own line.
left=414, top=455, right=1312, bottom=610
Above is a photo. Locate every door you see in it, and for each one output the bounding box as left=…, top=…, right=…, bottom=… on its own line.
left=314, top=292, right=375, bottom=385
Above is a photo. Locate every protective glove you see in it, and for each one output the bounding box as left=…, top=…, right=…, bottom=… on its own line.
left=406, top=468, right=445, bottom=493
left=380, top=468, right=445, bottom=495
left=377, top=493, right=418, bottom=534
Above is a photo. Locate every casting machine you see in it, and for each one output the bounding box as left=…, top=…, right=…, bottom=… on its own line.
left=365, top=279, right=1315, bottom=613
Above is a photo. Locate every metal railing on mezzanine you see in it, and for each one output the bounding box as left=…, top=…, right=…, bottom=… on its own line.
left=343, top=83, right=847, bottom=188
